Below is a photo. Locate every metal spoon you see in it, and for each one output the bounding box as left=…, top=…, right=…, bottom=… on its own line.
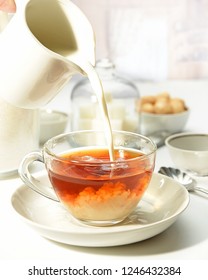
left=158, top=166, right=208, bottom=195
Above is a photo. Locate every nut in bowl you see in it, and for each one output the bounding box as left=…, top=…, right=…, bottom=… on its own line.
left=18, top=130, right=157, bottom=226
left=165, top=133, right=208, bottom=176
left=139, top=92, right=190, bottom=135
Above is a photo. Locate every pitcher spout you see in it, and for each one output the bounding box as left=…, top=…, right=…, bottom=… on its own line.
left=0, top=0, right=96, bottom=108
left=25, top=0, right=95, bottom=66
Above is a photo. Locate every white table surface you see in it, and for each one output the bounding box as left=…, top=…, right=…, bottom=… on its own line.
left=0, top=79, right=208, bottom=263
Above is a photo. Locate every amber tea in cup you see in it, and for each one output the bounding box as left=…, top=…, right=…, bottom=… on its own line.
left=19, top=130, right=156, bottom=226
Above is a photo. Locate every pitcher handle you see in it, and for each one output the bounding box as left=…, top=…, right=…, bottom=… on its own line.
left=18, top=151, right=59, bottom=202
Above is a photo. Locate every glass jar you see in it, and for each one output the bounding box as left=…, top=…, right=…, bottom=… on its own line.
left=0, top=97, right=39, bottom=177
left=0, top=14, right=40, bottom=178
left=70, top=59, right=140, bottom=133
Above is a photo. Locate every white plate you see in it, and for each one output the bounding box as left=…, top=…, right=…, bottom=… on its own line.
left=11, top=173, right=189, bottom=247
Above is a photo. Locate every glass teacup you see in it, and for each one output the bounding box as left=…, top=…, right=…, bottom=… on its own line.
left=19, top=130, right=156, bottom=226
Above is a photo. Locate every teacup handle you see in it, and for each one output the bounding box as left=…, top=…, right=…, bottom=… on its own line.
left=18, top=151, right=59, bottom=202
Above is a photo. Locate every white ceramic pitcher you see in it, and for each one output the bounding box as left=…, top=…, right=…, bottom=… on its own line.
left=0, top=0, right=95, bottom=109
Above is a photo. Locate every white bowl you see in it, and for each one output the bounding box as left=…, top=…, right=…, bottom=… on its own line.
left=40, top=109, right=68, bottom=144
left=140, top=109, right=190, bottom=135
left=165, top=132, right=208, bottom=176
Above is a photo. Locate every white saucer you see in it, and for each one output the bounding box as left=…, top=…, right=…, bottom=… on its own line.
left=11, top=172, right=189, bottom=247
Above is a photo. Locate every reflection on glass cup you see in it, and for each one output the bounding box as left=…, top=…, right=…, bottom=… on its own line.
left=19, top=130, right=157, bottom=226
